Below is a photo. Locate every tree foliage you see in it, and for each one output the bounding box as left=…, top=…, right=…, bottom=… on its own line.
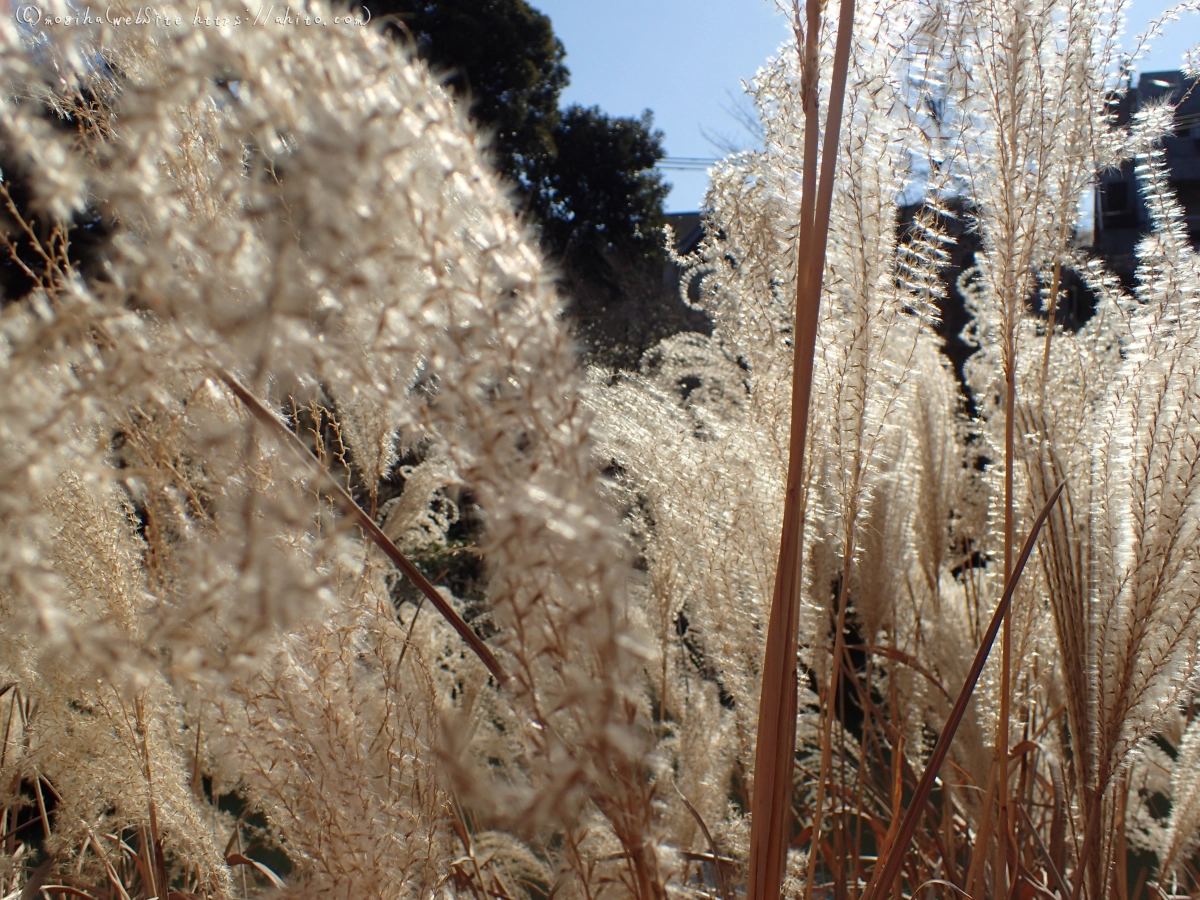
left=540, top=105, right=669, bottom=269
left=370, top=0, right=668, bottom=270
left=374, top=0, right=567, bottom=188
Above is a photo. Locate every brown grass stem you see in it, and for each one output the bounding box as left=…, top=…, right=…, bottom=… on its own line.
left=216, top=370, right=509, bottom=685
left=999, top=353, right=1017, bottom=899
left=746, top=0, right=858, bottom=895
left=860, top=481, right=1065, bottom=900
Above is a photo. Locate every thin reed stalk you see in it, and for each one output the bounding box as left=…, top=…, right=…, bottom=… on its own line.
left=746, top=0, right=858, bottom=896
left=217, top=370, right=509, bottom=685
left=862, top=482, right=1065, bottom=900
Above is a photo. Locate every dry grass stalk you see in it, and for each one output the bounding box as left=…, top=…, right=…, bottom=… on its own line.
left=217, top=371, right=508, bottom=685
left=747, top=0, right=857, bottom=896
left=863, top=481, right=1064, bottom=900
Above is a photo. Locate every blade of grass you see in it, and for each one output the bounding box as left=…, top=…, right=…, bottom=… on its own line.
left=38, top=888, right=101, bottom=900
left=675, top=781, right=731, bottom=900
left=746, top=0, right=857, bottom=896
left=226, top=853, right=287, bottom=890
left=216, top=370, right=508, bottom=686
left=860, top=481, right=1065, bottom=900
left=1020, top=802, right=1071, bottom=900
left=18, top=860, right=53, bottom=900
left=32, top=774, right=50, bottom=843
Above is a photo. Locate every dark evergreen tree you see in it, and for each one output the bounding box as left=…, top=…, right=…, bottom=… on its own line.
left=539, top=105, right=669, bottom=273
left=367, top=0, right=669, bottom=272
left=372, top=0, right=568, bottom=195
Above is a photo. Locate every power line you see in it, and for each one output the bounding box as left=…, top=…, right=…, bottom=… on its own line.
left=656, top=157, right=720, bottom=171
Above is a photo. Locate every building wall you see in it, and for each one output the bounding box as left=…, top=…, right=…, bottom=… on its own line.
left=1095, top=71, right=1200, bottom=283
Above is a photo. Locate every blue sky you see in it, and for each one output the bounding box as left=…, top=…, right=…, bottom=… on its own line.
left=531, top=0, right=1199, bottom=212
